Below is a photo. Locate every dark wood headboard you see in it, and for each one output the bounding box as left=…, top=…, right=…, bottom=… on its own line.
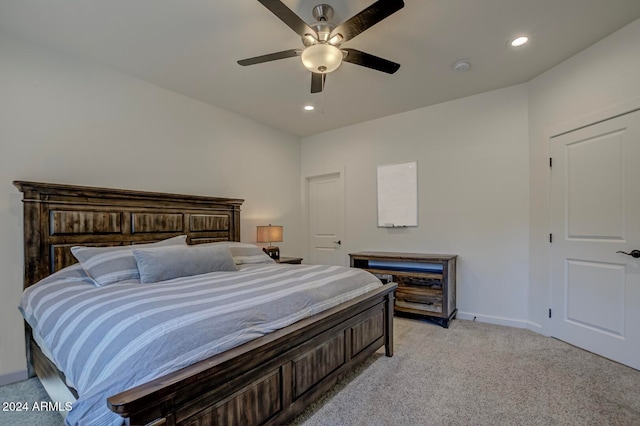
left=13, top=181, right=243, bottom=289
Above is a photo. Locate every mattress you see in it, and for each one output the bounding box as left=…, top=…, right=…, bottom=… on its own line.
left=20, top=262, right=381, bottom=426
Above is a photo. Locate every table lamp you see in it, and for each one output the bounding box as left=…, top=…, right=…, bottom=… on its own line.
left=257, top=224, right=283, bottom=260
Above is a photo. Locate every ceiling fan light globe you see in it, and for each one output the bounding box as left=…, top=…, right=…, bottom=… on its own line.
left=328, top=34, right=343, bottom=45
left=302, top=33, right=317, bottom=47
left=301, top=44, right=342, bottom=73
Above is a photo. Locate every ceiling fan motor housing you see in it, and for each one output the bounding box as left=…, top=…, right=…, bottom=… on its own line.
left=303, top=4, right=338, bottom=46
left=304, top=22, right=335, bottom=45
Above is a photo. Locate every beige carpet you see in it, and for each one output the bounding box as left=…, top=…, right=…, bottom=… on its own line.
left=2, top=318, right=639, bottom=425
left=291, top=317, right=640, bottom=426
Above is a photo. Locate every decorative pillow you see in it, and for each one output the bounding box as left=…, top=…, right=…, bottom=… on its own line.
left=197, top=242, right=276, bottom=264
left=133, top=244, right=237, bottom=284
left=71, top=235, right=187, bottom=287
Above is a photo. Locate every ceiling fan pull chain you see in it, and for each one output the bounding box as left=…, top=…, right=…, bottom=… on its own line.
left=321, top=78, right=325, bottom=113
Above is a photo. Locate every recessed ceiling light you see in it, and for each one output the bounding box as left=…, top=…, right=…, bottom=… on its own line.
left=453, top=60, right=471, bottom=72
left=304, top=105, right=315, bottom=111
left=510, top=36, right=529, bottom=47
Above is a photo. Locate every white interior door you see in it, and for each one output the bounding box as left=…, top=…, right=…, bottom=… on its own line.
left=550, top=109, right=640, bottom=370
left=307, top=172, right=345, bottom=266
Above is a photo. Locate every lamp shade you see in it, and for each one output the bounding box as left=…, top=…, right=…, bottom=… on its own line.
left=301, top=44, right=343, bottom=73
left=257, top=225, right=283, bottom=244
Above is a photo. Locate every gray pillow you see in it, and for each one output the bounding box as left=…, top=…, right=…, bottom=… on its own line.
left=133, top=244, right=237, bottom=284
left=71, top=235, right=186, bottom=287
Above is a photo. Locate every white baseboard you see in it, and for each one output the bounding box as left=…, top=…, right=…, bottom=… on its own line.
left=526, top=321, right=545, bottom=333
left=0, top=369, right=28, bottom=386
left=457, top=311, right=536, bottom=330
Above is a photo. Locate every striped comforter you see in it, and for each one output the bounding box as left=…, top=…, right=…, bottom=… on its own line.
left=20, top=263, right=382, bottom=426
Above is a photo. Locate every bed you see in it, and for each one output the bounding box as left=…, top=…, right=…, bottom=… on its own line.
left=14, top=181, right=396, bottom=426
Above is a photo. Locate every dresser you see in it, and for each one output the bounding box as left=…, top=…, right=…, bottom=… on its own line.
left=349, top=251, right=457, bottom=328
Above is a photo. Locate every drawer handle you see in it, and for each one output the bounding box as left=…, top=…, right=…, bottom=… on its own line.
left=403, top=278, right=441, bottom=287
left=402, top=298, right=433, bottom=305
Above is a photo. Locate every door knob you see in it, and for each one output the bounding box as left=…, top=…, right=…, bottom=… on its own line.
left=616, top=250, right=640, bottom=258
left=333, top=240, right=341, bottom=245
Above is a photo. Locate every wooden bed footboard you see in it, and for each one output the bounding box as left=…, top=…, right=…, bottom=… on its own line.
left=108, top=283, right=396, bottom=426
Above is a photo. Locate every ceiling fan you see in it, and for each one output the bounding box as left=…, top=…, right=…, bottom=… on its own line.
left=238, top=0, right=405, bottom=93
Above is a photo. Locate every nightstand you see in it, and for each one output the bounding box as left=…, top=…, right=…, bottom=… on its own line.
left=276, top=257, right=303, bottom=264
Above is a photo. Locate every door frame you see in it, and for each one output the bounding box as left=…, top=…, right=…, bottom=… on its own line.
left=547, top=96, right=640, bottom=338
left=303, top=168, right=347, bottom=266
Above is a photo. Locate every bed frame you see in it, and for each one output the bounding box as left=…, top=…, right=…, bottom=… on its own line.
left=14, top=181, right=396, bottom=426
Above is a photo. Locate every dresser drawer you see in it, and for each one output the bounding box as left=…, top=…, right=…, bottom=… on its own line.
left=394, top=275, right=442, bottom=289
left=395, top=288, right=443, bottom=314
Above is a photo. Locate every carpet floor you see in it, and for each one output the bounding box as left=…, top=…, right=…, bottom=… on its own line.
left=291, top=317, right=640, bottom=425
left=1, top=318, right=639, bottom=425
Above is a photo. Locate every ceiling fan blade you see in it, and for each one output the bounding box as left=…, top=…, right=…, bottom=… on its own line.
left=237, top=49, right=300, bottom=66
left=342, top=48, right=400, bottom=74
left=258, top=0, right=318, bottom=39
left=311, top=73, right=326, bottom=93
left=331, top=0, right=404, bottom=43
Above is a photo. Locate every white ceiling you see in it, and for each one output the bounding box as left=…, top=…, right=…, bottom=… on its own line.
left=2, top=1, right=640, bottom=137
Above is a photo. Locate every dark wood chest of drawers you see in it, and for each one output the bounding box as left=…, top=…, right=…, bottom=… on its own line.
left=349, top=251, right=457, bottom=328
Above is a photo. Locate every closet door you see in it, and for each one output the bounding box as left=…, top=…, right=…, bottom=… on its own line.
left=550, top=109, right=640, bottom=370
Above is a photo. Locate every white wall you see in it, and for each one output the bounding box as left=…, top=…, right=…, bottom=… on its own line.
left=4, top=14, right=639, bottom=387
left=527, top=18, right=640, bottom=332
left=301, top=85, right=530, bottom=327
left=0, top=35, right=302, bottom=384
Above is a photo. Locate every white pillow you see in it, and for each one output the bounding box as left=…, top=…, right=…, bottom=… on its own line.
left=204, top=242, right=276, bottom=265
